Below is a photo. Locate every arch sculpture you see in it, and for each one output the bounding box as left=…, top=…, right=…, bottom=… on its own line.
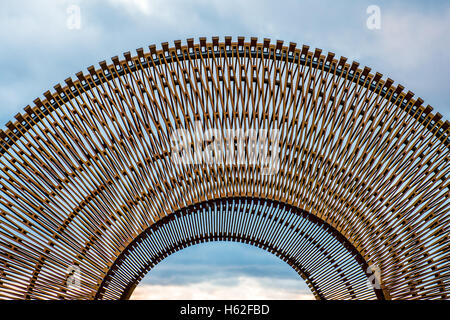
left=0, top=37, right=448, bottom=300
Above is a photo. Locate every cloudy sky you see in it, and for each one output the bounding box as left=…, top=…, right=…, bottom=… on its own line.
left=130, top=242, right=313, bottom=300
left=1, top=0, right=449, bottom=299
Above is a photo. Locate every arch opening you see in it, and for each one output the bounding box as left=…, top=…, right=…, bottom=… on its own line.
left=129, top=241, right=315, bottom=300
left=95, top=197, right=385, bottom=300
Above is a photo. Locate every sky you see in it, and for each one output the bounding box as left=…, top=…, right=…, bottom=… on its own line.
left=0, top=0, right=449, bottom=299
left=130, top=242, right=314, bottom=300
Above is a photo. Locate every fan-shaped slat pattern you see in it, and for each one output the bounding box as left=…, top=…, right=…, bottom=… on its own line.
left=0, top=37, right=448, bottom=300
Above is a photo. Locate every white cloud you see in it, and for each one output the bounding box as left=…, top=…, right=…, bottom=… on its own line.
left=105, top=0, right=185, bottom=25
left=130, top=276, right=315, bottom=300
left=377, top=8, right=450, bottom=68
left=108, top=0, right=154, bottom=15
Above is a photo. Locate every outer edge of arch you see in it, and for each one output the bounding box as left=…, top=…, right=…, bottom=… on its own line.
left=0, top=36, right=448, bottom=155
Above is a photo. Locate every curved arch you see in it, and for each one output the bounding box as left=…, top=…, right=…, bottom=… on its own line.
left=0, top=37, right=448, bottom=300
left=95, top=197, right=386, bottom=300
